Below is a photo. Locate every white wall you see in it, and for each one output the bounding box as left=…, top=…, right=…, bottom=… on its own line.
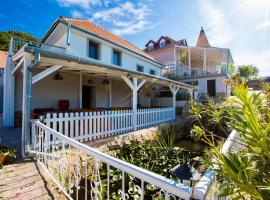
left=14, top=72, right=133, bottom=112
left=45, top=24, right=161, bottom=76
left=184, top=76, right=227, bottom=97
left=151, top=97, right=173, bottom=107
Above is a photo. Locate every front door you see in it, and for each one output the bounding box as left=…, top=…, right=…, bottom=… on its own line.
left=207, top=80, right=216, bottom=97
left=82, top=85, right=92, bottom=109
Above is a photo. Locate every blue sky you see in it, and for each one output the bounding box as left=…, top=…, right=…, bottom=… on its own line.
left=0, top=0, right=270, bottom=75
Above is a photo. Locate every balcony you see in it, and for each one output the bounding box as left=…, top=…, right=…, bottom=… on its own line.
left=161, top=63, right=225, bottom=79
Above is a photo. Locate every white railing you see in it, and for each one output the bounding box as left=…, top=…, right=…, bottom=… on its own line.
left=30, top=120, right=192, bottom=200
left=43, top=108, right=174, bottom=142
left=12, top=36, right=65, bottom=55
left=137, top=108, right=175, bottom=129
left=193, top=130, right=241, bottom=199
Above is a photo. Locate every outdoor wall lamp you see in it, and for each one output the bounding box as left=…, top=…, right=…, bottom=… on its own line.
left=53, top=71, right=63, bottom=80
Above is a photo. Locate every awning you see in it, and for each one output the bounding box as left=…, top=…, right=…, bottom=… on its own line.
left=24, top=45, right=194, bottom=90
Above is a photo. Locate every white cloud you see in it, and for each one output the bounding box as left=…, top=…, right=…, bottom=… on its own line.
left=57, top=0, right=100, bottom=9
left=198, top=0, right=233, bottom=46
left=256, top=21, right=270, bottom=29
left=91, top=2, right=156, bottom=36
left=71, top=10, right=84, bottom=18
left=55, top=0, right=157, bottom=36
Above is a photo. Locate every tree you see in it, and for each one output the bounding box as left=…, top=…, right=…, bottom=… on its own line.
left=237, top=64, right=259, bottom=79
left=0, top=30, right=39, bottom=51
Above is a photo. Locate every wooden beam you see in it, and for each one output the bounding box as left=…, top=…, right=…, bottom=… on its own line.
left=11, top=56, right=24, bottom=75
left=137, top=80, right=146, bottom=91
left=121, top=75, right=135, bottom=90
left=32, top=65, right=63, bottom=84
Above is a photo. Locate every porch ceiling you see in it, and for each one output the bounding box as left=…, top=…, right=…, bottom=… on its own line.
left=25, top=46, right=194, bottom=90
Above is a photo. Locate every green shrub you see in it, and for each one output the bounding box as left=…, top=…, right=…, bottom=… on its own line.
left=191, top=84, right=270, bottom=199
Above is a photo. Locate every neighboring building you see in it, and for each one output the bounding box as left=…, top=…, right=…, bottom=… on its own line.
left=3, top=15, right=193, bottom=150
left=0, top=50, right=7, bottom=113
left=144, top=27, right=234, bottom=98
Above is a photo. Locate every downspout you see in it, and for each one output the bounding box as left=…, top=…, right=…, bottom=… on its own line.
left=66, top=23, right=71, bottom=46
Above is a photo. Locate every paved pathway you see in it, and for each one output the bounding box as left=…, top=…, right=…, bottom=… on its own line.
left=0, top=159, right=66, bottom=200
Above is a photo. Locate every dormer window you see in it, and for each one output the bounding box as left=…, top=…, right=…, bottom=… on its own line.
left=148, top=42, right=154, bottom=52
left=160, top=39, right=165, bottom=48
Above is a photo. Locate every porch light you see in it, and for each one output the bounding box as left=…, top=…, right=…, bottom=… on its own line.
left=102, top=75, right=109, bottom=85
left=53, top=72, right=63, bottom=80
left=88, top=79, right=93, bottom=84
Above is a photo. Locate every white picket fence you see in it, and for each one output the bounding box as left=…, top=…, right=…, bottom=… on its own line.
left=42, top=107, right=175, bottom=142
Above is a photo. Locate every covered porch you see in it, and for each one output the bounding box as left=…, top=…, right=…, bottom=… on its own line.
left=4, top=43, right=193, bottom=157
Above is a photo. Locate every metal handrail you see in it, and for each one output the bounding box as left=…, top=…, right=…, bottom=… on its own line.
left=12, top=36, right=65, bottom=55
left=31, top=120, right=192, bottom=200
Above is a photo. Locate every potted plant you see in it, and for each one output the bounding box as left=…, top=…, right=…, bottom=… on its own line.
left=0, top=145, right=16, bottom=168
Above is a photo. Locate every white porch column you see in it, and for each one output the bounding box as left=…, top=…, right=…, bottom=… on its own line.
left=203, top=49, right=207, bottom=73
left=22, top=53, right=32, bottom=158
left=3, top=38, right=15, bottom=127
left=121, top=75, right=146, bottom=130
left=79, top=73, right=82, bottom=109
left=169, top=85, right=179, bottom=119
left=188, top=48, right=191, bottom=76
left=109, top=79, right=112, bottom=108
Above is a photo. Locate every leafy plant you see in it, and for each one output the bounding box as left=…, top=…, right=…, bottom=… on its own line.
left=191, top=83, right=270, bottom=199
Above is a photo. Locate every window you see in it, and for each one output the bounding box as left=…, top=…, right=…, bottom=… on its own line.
left=113, top=50, right=121, bottom=66
left=150, top=69, right=156, bottom=75
left=137, top=65, right=144, bottom=72
left=148, top=43, right=154, bottom=51
left=89, top=41, right=98, bottom=59
left=160, top=39, right=165, bottom=48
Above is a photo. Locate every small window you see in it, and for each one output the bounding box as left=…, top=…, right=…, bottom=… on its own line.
left=148, top=43, right=154, bottom=52
left=113, top=50, right=121, bottom=66
left=89, top=40, right=98, bottom=59
left=137, top=65, right=144, bottom=72
left=160, top=39, right=165, bottom=48
left=193, top=81, right=199, bottom=86
left=150, top=69, right=156, bottom=75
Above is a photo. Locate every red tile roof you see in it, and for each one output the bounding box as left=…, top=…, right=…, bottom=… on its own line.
left=60, top=17, right=159, bottom=63
left=0, top=50, right=7, bottom=68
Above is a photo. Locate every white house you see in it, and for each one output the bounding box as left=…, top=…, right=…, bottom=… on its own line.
left=144, top=28, right=234, bottom=98
left=3, top=17, right=193, bottom=156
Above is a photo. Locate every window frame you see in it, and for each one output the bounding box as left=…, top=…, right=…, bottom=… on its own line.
left=150, top=69, right=156, bottom=75
left=112, top=49, right=121, bottom=66
left=160, top=39, right=166, bottom=48
left=136, top=64, right=144, bottom=72
left=88, top=40, right=99, bottom=60
left=148, top=42, right=154, bottom=51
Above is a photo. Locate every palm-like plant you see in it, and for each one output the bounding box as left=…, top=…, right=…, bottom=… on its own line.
left=190, top=84, right=270, bottom=199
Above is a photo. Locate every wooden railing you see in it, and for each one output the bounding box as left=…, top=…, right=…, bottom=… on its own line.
left=42, top=108, right=175, bottom=142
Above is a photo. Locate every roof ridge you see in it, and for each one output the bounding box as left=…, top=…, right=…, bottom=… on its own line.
left=61, top=16, right=124, bottom=40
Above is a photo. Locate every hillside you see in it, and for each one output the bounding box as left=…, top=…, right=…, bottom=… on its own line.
left=0, top=30, right=40, bottom=51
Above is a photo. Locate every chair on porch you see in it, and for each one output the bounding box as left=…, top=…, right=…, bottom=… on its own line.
left=58, top=100, right=69, bottom=112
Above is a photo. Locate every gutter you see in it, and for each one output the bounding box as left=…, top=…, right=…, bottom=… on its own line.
left=24, top=45, right=194, bottom=90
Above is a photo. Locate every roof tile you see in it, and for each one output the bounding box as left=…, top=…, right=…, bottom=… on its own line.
left=61, top=17, right=158, bottom=63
